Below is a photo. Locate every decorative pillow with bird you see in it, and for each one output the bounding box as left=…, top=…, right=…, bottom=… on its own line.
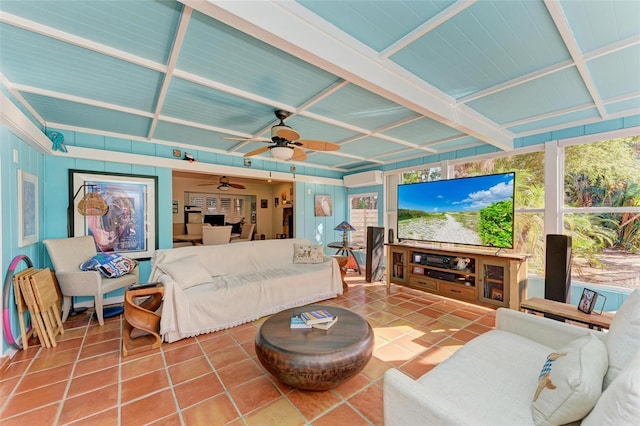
left=80, top=253, right=136, bottom=278
left=531, top=333, right=608, bottom=426
left=293, top=244, right=324, bottom=264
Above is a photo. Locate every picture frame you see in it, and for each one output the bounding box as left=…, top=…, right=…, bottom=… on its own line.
left=578, top=288, right=597, bottom=314
left=17, top=170, right=38, bottom=247
left=261, top=199, right=268, bottom=208
left=172, top=200, right=179, bottom=214
left=70, top=170, right=158, bottom=260
left=314, top=195, right=332, bottom=216
left=490, top=288, right=504, bottom=302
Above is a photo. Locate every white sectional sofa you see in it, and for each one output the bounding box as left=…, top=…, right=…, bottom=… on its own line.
left=384, top=289, right=640, bottom=426
left=149, top=238, right=343, bottom=343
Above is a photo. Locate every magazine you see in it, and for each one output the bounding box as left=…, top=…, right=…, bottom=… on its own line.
left=290, top=313, right=312, bottom=329
left=300, top=309, right=336, bottom=325
left=312, top=316, right=338, bottom=330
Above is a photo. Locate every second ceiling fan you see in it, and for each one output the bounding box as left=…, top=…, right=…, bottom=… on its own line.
left=224, top=110, right=340, bottom=161
left=198, top=176, right=245, bottom=191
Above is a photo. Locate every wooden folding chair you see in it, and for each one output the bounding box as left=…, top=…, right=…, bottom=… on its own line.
left=13, top=267, right=40, bottom=349
left=17, top=269, right=51, bottom=348
left=29, top=268, right=65, bottom=347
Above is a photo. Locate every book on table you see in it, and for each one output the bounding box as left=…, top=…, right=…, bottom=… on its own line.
left=300, top=309, right=336, bottom=325
left=290, top=313, right=312, bottom=329
left=311, top=316, right=338, bottom=330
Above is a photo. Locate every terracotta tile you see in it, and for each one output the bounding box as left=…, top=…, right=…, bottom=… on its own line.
left=373, top=342, right=416, bottom=365
left=287, top=388, right=342, bottom=421
left=0, top=376, right=19, bottom=398
left=466, top=322, right=493, bottom=335
left=147, top=413, right=182, bottom=425
left=73, top=352, right=120, bottom=377
left=120, top=353, right=164, bottom=380
left=68, top=365, right=119, bottom=397
left=217, top=357, right=263, bottom=389
left=311, top=402, right=369, bottom=426
left=227, top=323, right=258, bottom=344
left=399, top=355, right=438, bottom=379
left=121, top=389, right=178, bottom=426
left=244, top=397, right=305, bottom=426
left=174, top=372, right=224, bottom=409
left=207, top=345, right=250, bottom=369
left=198, top=332, right=236, bottom=354
left=168, top=356, right=213, bottom=385
left=78, top=339, right=120, bottom=359
left=1, top=381, right=66, bottom=419
left=64, top=407, right=118, bottom=426
left=121, top=369, right=170, bottom=403
left=28, top=350, right=78, bottom=373
left=361, top=356, right=392, bottom=381
left=57, top=383, right=118, bottom=424
left=228, top=376, right=282, bottom=415
left=84, top=328, right=120, bottom=345
left=16, top=363, right=73, bottom=393
left=333, top=373, right=370, bottom=399
left=0, top=402, right=60, bottom=426
left=348, top=383, right=384, bottom=425
left=40, top=336, right=83, bottom=353
left=180, top=393, right=240, bottom=426
left=452, top=328, right=481, bottom=343
left=163, top=342, right=204, bottom=365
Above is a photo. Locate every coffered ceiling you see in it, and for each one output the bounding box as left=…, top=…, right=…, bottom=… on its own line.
left=1, top=1, right=638, bottom=172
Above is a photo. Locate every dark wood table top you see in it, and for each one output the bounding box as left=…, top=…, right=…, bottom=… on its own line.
left=258, top=305, right=371, bottom=355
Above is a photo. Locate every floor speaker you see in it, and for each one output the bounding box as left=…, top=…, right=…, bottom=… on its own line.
left=545, top=234, right=572, bottom=303
left=366, top=227, right=385, bottom=283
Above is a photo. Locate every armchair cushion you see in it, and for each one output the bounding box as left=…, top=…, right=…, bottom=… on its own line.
left=80, top=253, right=136, bottom=278
left=532, top=334, right=608, bottom=426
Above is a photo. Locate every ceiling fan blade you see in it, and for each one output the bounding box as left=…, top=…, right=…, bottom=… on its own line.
left=244, top=146, right=271, bottom=157
left=297, top=139, right=340, bottom=151
left=229, top=183, right=246, bottom=189
left=197, top=183, right=215, bottom=186
left=291, top=147, right=307, bottom=161
left=274, top=127, right=300, bottom=141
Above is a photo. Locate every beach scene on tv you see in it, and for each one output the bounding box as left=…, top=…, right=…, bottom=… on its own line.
left=397, top=173, right=515, bottom=248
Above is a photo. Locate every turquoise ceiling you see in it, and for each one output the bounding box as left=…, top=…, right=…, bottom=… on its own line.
left=1, top=0, right=638, bottom=172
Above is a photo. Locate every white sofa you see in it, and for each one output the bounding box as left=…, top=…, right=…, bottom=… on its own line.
left=149, top=238, right=343, bottom=343
left=384, top=289, right=640, bottom=426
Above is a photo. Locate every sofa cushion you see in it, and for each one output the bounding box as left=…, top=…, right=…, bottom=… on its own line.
left=582, top=349, right=640, bottom=426
left=293, top=243, right=324, bottom=264
left=532, top=334, right=608, bottom=426
left=158, top=255, right=211, bottom=290
left=603, top=288, right=640, bottom=389
left=80, top=253, right=136, bottom=278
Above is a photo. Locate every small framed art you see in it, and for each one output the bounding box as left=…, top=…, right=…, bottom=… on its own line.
left=578, top=288, right=597, bottom=314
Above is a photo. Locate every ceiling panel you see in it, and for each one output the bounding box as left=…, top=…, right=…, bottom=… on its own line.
left=587, top=45, right=640, bottom=100
left=381, top=116, right=465, bottom=144
left=506, top=108, right=600, bottom=134
left=154, top=121, right=240, bottom=151
left=339, top=136, right=406, bottom=157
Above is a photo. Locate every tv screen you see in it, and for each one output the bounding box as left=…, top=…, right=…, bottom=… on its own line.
left=397, top=172, right=515, bottom=248
left=204, top=214, right=225, bottom=227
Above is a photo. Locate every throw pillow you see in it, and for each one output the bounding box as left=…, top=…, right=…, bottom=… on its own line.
left=582, top=349, right=640, bottom=426
left=80, top=253, right=136, bottom=278
left=602, top=288, right=640, bottom=389
left=158, top=255, right=211, bottom=290
left=293, top=243, right=324, bottom=264
left=532, top=333, right=608, bottom=426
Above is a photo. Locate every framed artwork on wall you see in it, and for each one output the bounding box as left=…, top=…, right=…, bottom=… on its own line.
left=314, top=195, right=332, bottom=216
left=17, top=169, right=38, bottom=247
left=261, top=199, right=268, bottom=208
left=70, top=170, right=158, bottom=260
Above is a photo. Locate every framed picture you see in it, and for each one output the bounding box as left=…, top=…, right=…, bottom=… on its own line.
left=17, top=170, right=38, bottom=247
left=314, top=195, right=332, bottom=216
left=275, top=197, right=279, bottom=207
left=172, top=200, right=179, bottom=214
left=70, top=170, right=158, bottom=260
left=490, top=288, right=504, bottom=302
left=578, top=288, right=597, bottom=314
left=261, top=199, right=268, bottom=208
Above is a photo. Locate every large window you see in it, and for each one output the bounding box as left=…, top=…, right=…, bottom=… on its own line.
left=348, top=194, right=378, bottom=247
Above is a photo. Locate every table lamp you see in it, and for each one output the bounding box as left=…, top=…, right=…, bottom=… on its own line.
left=335, top=221, right=356, bottom=245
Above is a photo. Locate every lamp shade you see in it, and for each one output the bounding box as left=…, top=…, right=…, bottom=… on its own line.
left=77, top=192, right=108, bottom=216
left=271, top=146, right=294, bottom=161
left=334, top=221, right=356, bottom=232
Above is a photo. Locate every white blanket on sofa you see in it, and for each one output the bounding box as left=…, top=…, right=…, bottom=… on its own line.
left=149, top=238, right=343, bottom=342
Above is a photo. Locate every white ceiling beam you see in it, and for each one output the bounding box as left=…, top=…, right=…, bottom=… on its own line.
left=181, top=0, right=514, bottom=152
left=147, top=6, right=192, bottom=140
left=544, top=0, right=607, bottom=119
left=379, top=0, right=476, bottom=59
left=583, top=34, right=640, bottom=62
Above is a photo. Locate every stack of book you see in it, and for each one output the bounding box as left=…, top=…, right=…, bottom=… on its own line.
left=290, top=309, right=338, bottom=330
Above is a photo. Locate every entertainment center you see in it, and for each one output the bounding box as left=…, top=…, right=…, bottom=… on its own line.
left=387, top=243, right=529, bottom=309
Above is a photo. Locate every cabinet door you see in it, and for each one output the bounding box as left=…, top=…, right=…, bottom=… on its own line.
left=478, top=258, right=509, bottom=307
left=389, top=247, right=408, bottom=283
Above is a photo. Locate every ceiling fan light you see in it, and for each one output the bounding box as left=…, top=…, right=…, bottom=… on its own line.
left=218, top=184, right=229, bottom=191
left=271, top=146, right=294, bottom=161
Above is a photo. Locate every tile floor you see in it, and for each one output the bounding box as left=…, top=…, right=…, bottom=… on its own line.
left=0, top=277, right=496, bottom=425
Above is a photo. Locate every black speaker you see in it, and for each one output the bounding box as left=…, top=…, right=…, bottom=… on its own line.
left=366, top=227, right=385, bottom=282
left=545, top=234, right=572, bottom=303
left=388, top=228, right=394, bottom=244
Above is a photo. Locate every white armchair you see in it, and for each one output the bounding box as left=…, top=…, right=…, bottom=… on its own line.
left=43, top=236, right=139, bottom=325
left=230, top=223, right=255, bottom=243
left=202, top=226, right=232, bottom=245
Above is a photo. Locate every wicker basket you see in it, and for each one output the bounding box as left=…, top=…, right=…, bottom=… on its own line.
left=77, top=193, right=108, bottom=216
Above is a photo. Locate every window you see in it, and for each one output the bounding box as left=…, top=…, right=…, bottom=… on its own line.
left=348, top=194, right=379, bottom=247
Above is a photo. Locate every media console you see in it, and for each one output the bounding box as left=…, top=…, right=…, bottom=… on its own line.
left=387, top=243, right=529, bottom=309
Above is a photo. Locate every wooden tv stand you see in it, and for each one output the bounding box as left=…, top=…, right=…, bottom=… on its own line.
left=386, top=243, right=529, bottom=310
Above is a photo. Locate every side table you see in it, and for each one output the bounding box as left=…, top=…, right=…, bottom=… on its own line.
left=122, top=283, right=164, bottom=357
left=332, top=255, right=349, bottom=292
left=520, top=297, right=614, bottom=330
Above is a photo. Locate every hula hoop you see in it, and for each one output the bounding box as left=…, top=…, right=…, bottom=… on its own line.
left=3, top=255, right=34, bottom=350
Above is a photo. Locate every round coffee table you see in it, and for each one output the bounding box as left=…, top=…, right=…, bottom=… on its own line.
left=255, top=305, right=374, bottom=391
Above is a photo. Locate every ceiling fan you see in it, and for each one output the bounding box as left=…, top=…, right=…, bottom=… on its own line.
left=198, top=176, right=246, bottom=191
left=224, top=110, right=340, bottom=161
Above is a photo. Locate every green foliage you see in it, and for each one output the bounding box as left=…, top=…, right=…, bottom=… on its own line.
left=397, top=209, right=443, bottom=222
left=478, top=200, right=514, bottom=247
left=564, top=214, right=618, bottom=265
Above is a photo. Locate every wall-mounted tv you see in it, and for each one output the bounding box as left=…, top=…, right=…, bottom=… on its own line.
left=397, top=172, right=515, bottom=249
left=204, top=214, right=225, bottom=227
